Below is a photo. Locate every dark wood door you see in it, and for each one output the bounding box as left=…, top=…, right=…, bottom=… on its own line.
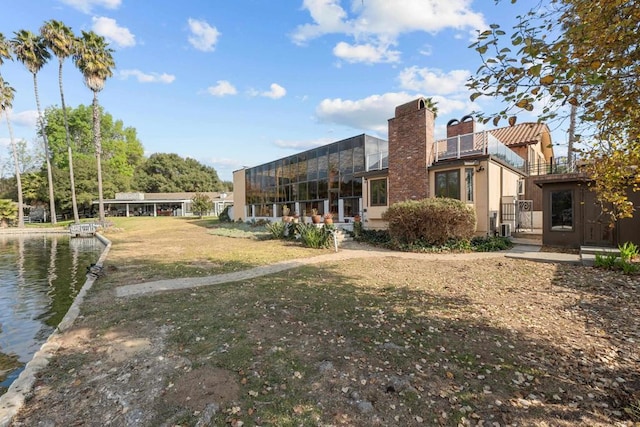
left=583, top=189, right=615, bottom=247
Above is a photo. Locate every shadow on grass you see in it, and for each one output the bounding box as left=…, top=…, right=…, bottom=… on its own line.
left=12, top=258, right=637, bottom=426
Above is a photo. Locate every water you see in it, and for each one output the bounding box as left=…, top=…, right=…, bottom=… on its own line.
left=0, top=234, right=104, bottom=394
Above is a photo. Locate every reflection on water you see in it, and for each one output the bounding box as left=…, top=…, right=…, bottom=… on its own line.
left=0, top=234, right=104, bottom=395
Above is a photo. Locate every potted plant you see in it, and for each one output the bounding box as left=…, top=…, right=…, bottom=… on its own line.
left=293, top=212, right=300, bottom=223
left=311, top=208, right=322, bottom=224
left=323, top=212, right=334, bottom=225
left=354, top=213, right=361, bottom=222
left=282, top=205, right=292, bottom=223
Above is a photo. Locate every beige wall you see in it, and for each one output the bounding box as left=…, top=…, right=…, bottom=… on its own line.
left=362, top=176, right=389, bottom=228
left=232, top=169, right=247, bottom=221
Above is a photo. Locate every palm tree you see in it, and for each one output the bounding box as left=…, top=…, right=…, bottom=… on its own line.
left=41, top=20, right=80, bottom=224
left=10, top=30, right=57, bottom=224
left=0, top=77, right=25, bottom=227
left=0, top=33, right=24, bottom=228
left=73, top=31, right=114, bottom=224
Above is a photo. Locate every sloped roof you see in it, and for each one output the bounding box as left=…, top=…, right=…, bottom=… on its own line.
left=143, top=192, right=231, bottom=201
left=489, top=122, right=550, bottom=147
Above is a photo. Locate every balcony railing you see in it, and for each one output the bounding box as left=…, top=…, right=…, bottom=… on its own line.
left=366, top=151, right=388, bottom=171
left=524, top=157, right=577, bottom=176
left=434, top=131, right=525, bottom=172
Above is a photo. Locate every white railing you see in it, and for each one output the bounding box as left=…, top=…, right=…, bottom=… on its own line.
left=366, top=151, right=388, bottom=171
left=434, top=131, right=525, bottom=171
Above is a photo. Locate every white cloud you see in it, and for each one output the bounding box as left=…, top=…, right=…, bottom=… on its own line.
left=398, top=67, right=471, bottom=96
left=316, top=92, right=418, bottom=135
left=333, top=41, right=400, bottom=64
left=207, top=80, right=237, bottom=97
left=315, top=92, right=473, bottom=135
left=187, top=18, right=220, bottom=52
left=274, top=137, right=335, bottom=150
left=58, top=0, right=120, bottom=13
left=120, top=69, right=175, bottom=84
left=6, top=110, right=39, bottom=129
left=92, top=17, right=135, bottom=48
left=249, top=83, right=286, bottom=99
left=292, top=0, right=487, bottom=64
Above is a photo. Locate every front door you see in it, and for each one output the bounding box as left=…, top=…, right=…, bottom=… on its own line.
left=583, top=189, right=615, bottom=247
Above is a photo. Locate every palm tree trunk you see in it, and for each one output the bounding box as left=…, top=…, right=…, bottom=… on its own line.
left=92, top=91, right=105, bottom=223
left=32, top=72, right=57, bottom=224
left=6, top=113, right=24, bottom=227
left=58, top=59, right=80, bottom=223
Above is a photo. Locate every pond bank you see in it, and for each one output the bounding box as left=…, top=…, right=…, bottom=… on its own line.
left=0, top=233, right=111, bottom=427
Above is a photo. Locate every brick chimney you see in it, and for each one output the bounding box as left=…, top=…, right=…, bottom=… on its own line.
left=446, top=114, right=475, bottom=138
left=387, top=98, right=435, bottom=204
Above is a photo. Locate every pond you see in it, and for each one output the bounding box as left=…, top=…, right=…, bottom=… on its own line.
left=0, top=234, right=104, bottom=395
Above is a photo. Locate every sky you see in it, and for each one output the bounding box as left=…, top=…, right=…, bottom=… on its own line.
left=0, top=0, right=568, bottom=182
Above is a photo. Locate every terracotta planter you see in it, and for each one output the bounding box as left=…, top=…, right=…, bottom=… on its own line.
left=354, top=214, right=361, bottom=222
left=324, top=217, right=333, bottom=225
left=311, top=215, right=322, bottom=224
left=282, top=216, right=292, bottom=223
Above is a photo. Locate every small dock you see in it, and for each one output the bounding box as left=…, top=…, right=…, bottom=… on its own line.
left=69, top=223, right=99, bottom=237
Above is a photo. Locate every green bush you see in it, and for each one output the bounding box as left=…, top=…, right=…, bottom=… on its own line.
left=471, top=236, right=514, bottom=252
left=619, top=241, right=639, bottom=262
left=0, top=199, right=17, bottom=227
left=298, top=224, right=333, bottom=249
left=218, top=205, right=232, bottom=222
left=382, top=198, right=476, bottom=246
left=266, top=221, right=287, bottom=239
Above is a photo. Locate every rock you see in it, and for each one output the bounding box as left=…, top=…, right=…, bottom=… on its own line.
left=356, top=400, right=374, bottom=413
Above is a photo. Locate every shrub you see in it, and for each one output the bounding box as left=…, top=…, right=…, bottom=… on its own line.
left=0, top=199, right=17, bottom=227
left=298, top=224, right=333, bottom=249
left=594, top=253, right=618, bottom=269
left=619, top=241, right=639, bottom=262
left=382, top=198, right=476, bottom=246
left=471, top=236, right=514, bottom=252
left=266, top=221, right=287, bottom=239
left=218, top=205, right=232, bottom=222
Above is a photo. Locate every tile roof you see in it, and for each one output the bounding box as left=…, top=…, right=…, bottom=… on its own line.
left=489, top=122, right=550, bottom=147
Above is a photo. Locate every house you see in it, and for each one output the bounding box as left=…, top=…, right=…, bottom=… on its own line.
left=94, top=192, right=232, bottom=217
left=232, top=98, right=556, bottom=235
left=535, top=173, right=640, bottom=248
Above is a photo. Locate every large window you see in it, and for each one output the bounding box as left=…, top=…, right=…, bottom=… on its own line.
left=435, top=170, right=460, bottom=199
left=551, top=190, right=573, bottom=230
left=370, top=178, right=387, bottom=206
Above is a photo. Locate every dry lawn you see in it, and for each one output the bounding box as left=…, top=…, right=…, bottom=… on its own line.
left=10, top=217, right=640, bottom=427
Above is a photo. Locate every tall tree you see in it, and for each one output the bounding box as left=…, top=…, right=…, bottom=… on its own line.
left=467, top=0, right=640, bottom=219
left=10, top=30, right=57, bottom=223
left=0, top=33, right=24, bottom=227
left=73, top=31, right=114, bottom=224
left=44, top=104, right=144, bottom=212
left=0, top=77, right=24, bottom=227
left=41, top=20, right=80, bottom=223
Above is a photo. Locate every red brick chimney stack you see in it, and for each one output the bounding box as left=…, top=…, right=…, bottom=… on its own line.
left=387, top=98, right=435, bottom=205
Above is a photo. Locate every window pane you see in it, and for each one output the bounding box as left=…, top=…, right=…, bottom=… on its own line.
left=370, top=179, right=387, bottom=206
left=435, top=170, right=460, bottom=200
left=465, top=168, right=474, bottom=202
left=551, top=190, right=573, bottom=230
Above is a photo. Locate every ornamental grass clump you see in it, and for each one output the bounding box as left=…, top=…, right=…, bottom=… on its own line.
left=383, top=198, right=476, bottom=246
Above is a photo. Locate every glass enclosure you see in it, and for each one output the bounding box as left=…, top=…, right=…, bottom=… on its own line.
left=245, top=134, right=385, bottom=217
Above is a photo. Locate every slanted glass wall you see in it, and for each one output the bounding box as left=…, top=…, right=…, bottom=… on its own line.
left=245, top=134, right=385, bottom=218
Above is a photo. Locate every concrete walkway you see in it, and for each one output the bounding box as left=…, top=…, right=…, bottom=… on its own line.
left=116, top=240, right=581, bottom=298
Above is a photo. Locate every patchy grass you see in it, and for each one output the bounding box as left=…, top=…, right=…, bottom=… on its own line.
left=11, top=217, right=640, bottom=427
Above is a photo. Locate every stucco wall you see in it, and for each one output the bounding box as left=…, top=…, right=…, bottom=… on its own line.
left=232, top=169, right=247, bottom=221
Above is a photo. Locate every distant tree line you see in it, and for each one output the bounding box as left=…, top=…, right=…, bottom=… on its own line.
left=0, top=104, right=231, bottom=219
